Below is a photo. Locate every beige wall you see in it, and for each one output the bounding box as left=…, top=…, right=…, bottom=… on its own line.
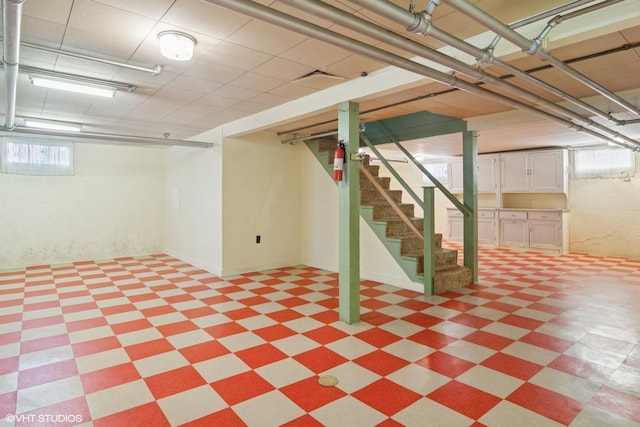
left=164, top=144, right=223, bottom=275
left=569, top=152, right=640, bottom=259
left=0, top=143, right=165, bottom=269
left=301, top=146, right=419, bottom=291
left=221, top=133, right=303, bottom=275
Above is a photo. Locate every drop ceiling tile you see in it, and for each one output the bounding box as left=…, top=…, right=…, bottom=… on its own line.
left=268, top=82, right=321, bottom=99
left=196, top=92, right=243, bottom=109
left=226, top=19, right=307, bottom=56
left=61, top=27, right=146, bottom=60
left=92, top=0, right=175, bottom=20
left=279, top=38, right=352, bottom=70
left=207, top=41, right=272, bottom=71
left=67, top=0, right=155, bottom=42
left=249, top=92, right=292, bottom=107
left=252, top=57, right=315, bottom=82
left=22, top=0, right=73, bottom=25
left=166, top=75, right=223, bottom=94
left=230, top=72, right=286, bottom=92
left=19, top=16, right=66, bottom=47
left=210, top=84, right=261, bottom=101
left=183, top=59, right=245, bottom=84
left=152, top=86, right=204, bottom=103
left=326, top=54, right=386, bottom=80
left=161, top=0, right=250, bottom=39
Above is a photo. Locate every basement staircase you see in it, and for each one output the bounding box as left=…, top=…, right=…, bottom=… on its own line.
left=307, top=139, right=473, bottom=294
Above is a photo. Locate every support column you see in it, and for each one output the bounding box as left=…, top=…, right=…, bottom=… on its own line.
left=462, top=130, right=478, bottom=282
left=423, top=186, right=435, bottom=295
left=337, top=101, right=360, bottom=324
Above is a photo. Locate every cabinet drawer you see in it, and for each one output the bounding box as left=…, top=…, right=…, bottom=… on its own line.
left=499, top=211, right=527, bottom=220
left=478, top=210, right=495, bottom=218
left=447, top=209, right=464, bottom=218
left=528, top=211, right=561, bottom=221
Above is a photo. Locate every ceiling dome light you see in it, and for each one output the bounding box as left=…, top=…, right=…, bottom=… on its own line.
left=158, top=31, right=197, bottom=61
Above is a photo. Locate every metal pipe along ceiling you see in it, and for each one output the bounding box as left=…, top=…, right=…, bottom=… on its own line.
left=2, top=0, right=25, bottom=130
left=282, top=0, right=635, bottom=147
left=203, top=0, right=640, bottom=150
left=349, top=0, right=622, bottom=125
left=0, top=0, right=208, bottom=148
left=443, top=0, right=640, bottom=117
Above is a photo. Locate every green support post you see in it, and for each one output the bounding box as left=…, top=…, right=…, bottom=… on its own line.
left=337, top=101, right=360, bottom=324
left=423, top=186, right=435, bottom=295
left=462, top=130, right=479, bottom=282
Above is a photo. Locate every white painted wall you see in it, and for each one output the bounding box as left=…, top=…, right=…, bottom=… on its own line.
left=300, top=145, right=419, bottom=291
left=0, top=143, right=165, bottom=269
left=221, top=132, right=303, bottom=275
left=164, top=143, right=223, bottom=275
left=569, top=152, right=640, bottom=259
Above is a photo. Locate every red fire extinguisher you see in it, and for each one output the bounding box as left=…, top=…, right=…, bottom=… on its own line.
left=333, top=141, right=346, bottom=181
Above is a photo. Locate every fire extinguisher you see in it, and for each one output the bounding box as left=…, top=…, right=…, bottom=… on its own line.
left=333, top=141, right=346, bottom=181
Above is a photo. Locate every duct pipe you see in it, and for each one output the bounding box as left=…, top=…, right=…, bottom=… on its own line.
left=283, top=0, right=633, bottom=147
left=3, top=127, right=214, bottom=148
left=12, top=39, right=163, bottom=75
left=2, top=0, right=25, bottom=130
left=444, top=0, right=640, bottom=117
left=350, top=0, right=622, bottom=125
left=488, top=0, right=597, bottom=49
left=536, top=0, right=624, bottom=42
left=203, top=0, right=639, bottom=150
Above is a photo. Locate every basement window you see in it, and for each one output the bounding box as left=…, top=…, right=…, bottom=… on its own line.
left=573, top=146, right=635, bottom=179
left=1, top=137, right=74, bottom=176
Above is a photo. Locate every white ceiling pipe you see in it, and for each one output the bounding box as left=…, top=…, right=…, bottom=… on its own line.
left=2, top=0, right=25, bottom=130
left=487, top=0, right=598, bottom=49
left=202, top=0, right=639, bottom=150
left=4, top=127, right=214, bottom=148
left=283, top=0, right=638, bottom=148
left=444, top=0, right=640, bottom=117
left=350, top=0, right=623, bottom=125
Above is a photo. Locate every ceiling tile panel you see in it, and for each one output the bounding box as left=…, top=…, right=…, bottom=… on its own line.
left=226, top=19, right=307, bottom=56
left=161, top=0, right=250, bottom=39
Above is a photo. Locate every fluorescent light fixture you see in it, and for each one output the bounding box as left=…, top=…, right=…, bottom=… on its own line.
left=30, top=76, right=116, bottom=98
left=159, top=31, right=197, bottom=61
left=24, top=119, right=82, bottom=132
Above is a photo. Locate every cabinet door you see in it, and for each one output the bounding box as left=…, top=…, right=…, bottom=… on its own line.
left=478, top=219, right=495, bottom=244
left=478, top=154, right=498, bottom=193
left=529, top=220, right=560, bottom=250
left=448, top=159, right=463, bottom=193
left=448, top=217, right=464, bottom=241
left=500, top=220, right=528, bottom=248
left=529, top=151, right=564, bottom=192
left=500, top=153, right=529, bottom=192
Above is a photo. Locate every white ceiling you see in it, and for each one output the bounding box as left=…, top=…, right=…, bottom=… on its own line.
left=1, top=0, right=639, bottom=156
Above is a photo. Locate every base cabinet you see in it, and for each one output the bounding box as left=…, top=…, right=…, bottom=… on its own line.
left=447, top=208, right=568, bottom=254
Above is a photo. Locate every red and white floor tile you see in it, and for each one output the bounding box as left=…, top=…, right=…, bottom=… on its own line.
left=1, top=248, right=639, bottom=426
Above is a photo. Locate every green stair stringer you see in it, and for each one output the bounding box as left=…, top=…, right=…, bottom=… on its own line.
left=305, top=140, right=423, bottom=284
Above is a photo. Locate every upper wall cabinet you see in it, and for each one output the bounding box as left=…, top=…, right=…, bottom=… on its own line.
left=448, top=154, right=499, bottom=193
left=500, top=149, right=568, bottom=193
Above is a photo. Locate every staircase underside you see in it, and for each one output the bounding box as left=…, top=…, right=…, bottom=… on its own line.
left=307, top=139, right=473, bottom=294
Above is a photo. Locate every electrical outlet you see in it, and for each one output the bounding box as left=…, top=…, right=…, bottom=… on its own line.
left=256, top=235, right=261, bottom=244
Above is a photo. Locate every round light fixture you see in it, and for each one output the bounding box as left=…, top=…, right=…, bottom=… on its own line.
left=158, top=31, right=197, bottom=61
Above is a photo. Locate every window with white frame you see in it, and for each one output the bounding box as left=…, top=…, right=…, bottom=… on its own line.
left=422, top=161, right=448, bottom=184
left=572, top=146, right=635, bottom=179
left=1, top=137, right=74, bottom=176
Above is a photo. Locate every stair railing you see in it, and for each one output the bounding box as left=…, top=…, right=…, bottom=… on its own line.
left=360, top=134, right=435, bottom=294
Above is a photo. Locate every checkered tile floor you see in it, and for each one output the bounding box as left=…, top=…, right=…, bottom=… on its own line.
left=1, top=249, right=639, bottom=426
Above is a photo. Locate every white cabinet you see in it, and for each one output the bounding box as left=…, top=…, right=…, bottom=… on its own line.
left=498, top=209, right=568, bottom=254
left=500, top=150, right=568, bottom=193
left=499, top=210, right=528, bottom=248
left=478, top=155, right=499, bottom=193
left=447, top=209, right=496, bottom=245
left=448, top=154, right=499, bottom=194
left=528, top=211, right=562, bottom=250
